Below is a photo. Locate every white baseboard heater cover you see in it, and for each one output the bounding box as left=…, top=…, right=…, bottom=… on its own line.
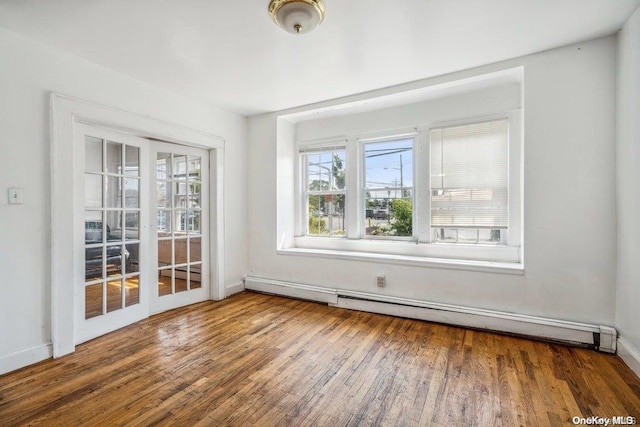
left=244, top=276, right=617, bottom=353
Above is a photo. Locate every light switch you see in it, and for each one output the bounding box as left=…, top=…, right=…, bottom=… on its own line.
left=8, top=188, right=23, bottom=204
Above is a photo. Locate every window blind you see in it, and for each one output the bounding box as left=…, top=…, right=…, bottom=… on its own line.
left=430, top=119, right=508, bottom=229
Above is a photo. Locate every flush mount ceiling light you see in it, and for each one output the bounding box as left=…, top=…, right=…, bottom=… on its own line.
left=268, top=0, right=326, bottom=34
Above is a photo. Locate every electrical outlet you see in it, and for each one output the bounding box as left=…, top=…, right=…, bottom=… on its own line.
left=376, top=275, right=386, bottom=287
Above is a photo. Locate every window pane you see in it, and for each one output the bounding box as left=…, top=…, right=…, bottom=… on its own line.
left=307, top=153, right=321, bottom=191
left=124, top=212, right=139, bottom=240
left=190, top=237, right=201, bottom=263
left=318, top=153, right=331, bottom=190
left=157, top=152, right=171, bottom=180
left=105, top=176, right=122, bottom=208
left=158, top=269, right=172, bottom=296
left=125, top=146, right=139, bottom=176
left=124, top=178, right=139, bottom=208
left=189, top=265, right=202, bottom=290
left=305, top=149, right=346, bottom=191
left=85, top=283, right=103, bottom=319
left=158, top=239, right=172, bottom=267
left=85, top=211, right=104, bottom=243
left=106, top=142, right=122, bottom=175
left=175, top=274, right=188, bottom=293
left=174, top=182, right=187, bottom=208
left=157, top=180, right=171, bottom=208
left=433, top=227, right=503, bottom=244
left=174, top=210, right=187, bottom=233
left=125, top=276, right=140, bottom=307
left=85, top=136, right=103, bottom=173
left=125, top=243, right=139, bottom=274
left=188, top=211, right=201, bottom=234
left=157, top=210, right=170, bottom=235
left=364, top=139, right=413, bottom=190
left=189, top=181, right=201, bottom=197
left=85, top=246, right=103, bottom=280
left=106, top=279, right=123, bottom=313
left=85, top=173, right=102, bottom=208
left=175, top=238, right=188, bottom=265
left=105, top=243, right=124, bottom=278
left=307, top=194, right=345, bottom=236
left=189, top=194, right=201, bottom=209
left=364, top=191, right=413, bottom=237
left=105, top=211, right=121, bottom=241
left=188, top=157, right=201, bottom=181
left=173, top=155, right=187, bottom=180
left=332, top=151, right=346, bottom=190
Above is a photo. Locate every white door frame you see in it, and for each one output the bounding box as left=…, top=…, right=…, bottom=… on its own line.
left=51, top=93, right=225, bottom=358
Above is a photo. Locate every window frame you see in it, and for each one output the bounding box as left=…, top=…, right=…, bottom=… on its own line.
left=296, top=139, right=348, bottom=239
left=292, top=111, right=522, bottom=267
left=423, top=112, right=522, bottom=249
left=302, top=149, right=347, bottom=237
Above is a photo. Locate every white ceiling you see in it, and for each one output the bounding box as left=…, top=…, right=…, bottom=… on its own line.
left=0, top=0, right=638, bottom=116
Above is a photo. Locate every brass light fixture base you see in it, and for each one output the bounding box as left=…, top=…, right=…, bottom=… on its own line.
left=268, top=0, right=326, bottom=35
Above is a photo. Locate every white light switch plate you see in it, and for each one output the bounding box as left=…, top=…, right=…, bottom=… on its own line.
left=8, top=188, right=23, bottom=204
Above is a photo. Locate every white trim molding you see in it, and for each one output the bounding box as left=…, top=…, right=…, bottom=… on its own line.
left=245, top=277, right=338, bottom=304
left=617, top=338, right=640, bottom=378
left=0, top=344, right=53, bottom=376
left=278, top=246, right=524, bottom=275
left=244, top=276, right=616, bottom=353
left=225, top=281, right=245, bottom=297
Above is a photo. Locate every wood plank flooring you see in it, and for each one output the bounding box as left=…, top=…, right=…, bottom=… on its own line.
left=1, top=291, right=639, bottom=426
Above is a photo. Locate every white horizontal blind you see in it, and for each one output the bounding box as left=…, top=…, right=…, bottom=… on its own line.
left=430, top=119, right=508, bottom=229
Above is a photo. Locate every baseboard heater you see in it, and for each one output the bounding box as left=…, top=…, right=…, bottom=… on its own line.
left=243, top=276, right=617, bottom=353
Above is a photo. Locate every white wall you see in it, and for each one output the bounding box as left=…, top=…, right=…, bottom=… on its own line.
left=616, top=7, right=640, bottom=372
left=0, top=29, right=247, bottom=370
left=248, top=36, right=618, bottom=326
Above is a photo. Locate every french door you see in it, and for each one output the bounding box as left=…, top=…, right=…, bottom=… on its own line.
left=75, top=124, right=210, bottom=344
left=151, top=142, right=209, bottom=314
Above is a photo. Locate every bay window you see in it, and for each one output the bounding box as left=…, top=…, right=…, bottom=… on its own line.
left=294, top=112, right=521, bottom=268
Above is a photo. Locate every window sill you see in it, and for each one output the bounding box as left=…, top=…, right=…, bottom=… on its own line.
left=279, top=237, right=524, bottom=275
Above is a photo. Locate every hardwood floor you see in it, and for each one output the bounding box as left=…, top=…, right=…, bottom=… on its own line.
left=1, top=291, right=639, bottom=426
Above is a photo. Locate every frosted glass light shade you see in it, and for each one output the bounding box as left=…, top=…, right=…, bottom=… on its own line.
left=268, top=0, right=325, bottom=34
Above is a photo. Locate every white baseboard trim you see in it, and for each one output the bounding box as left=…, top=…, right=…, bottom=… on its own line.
left=0, top=343, right=53, bottom=376
left=225, top=281, right=245, bottom=297
left=617, top=337, right=640, bottom=378
left=243, top=276, right=616, bottom=352
left=245, top=277, right=338, bottom=304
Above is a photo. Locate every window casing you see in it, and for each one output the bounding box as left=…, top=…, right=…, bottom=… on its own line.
left=294, top=112, right=522, bottom=266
